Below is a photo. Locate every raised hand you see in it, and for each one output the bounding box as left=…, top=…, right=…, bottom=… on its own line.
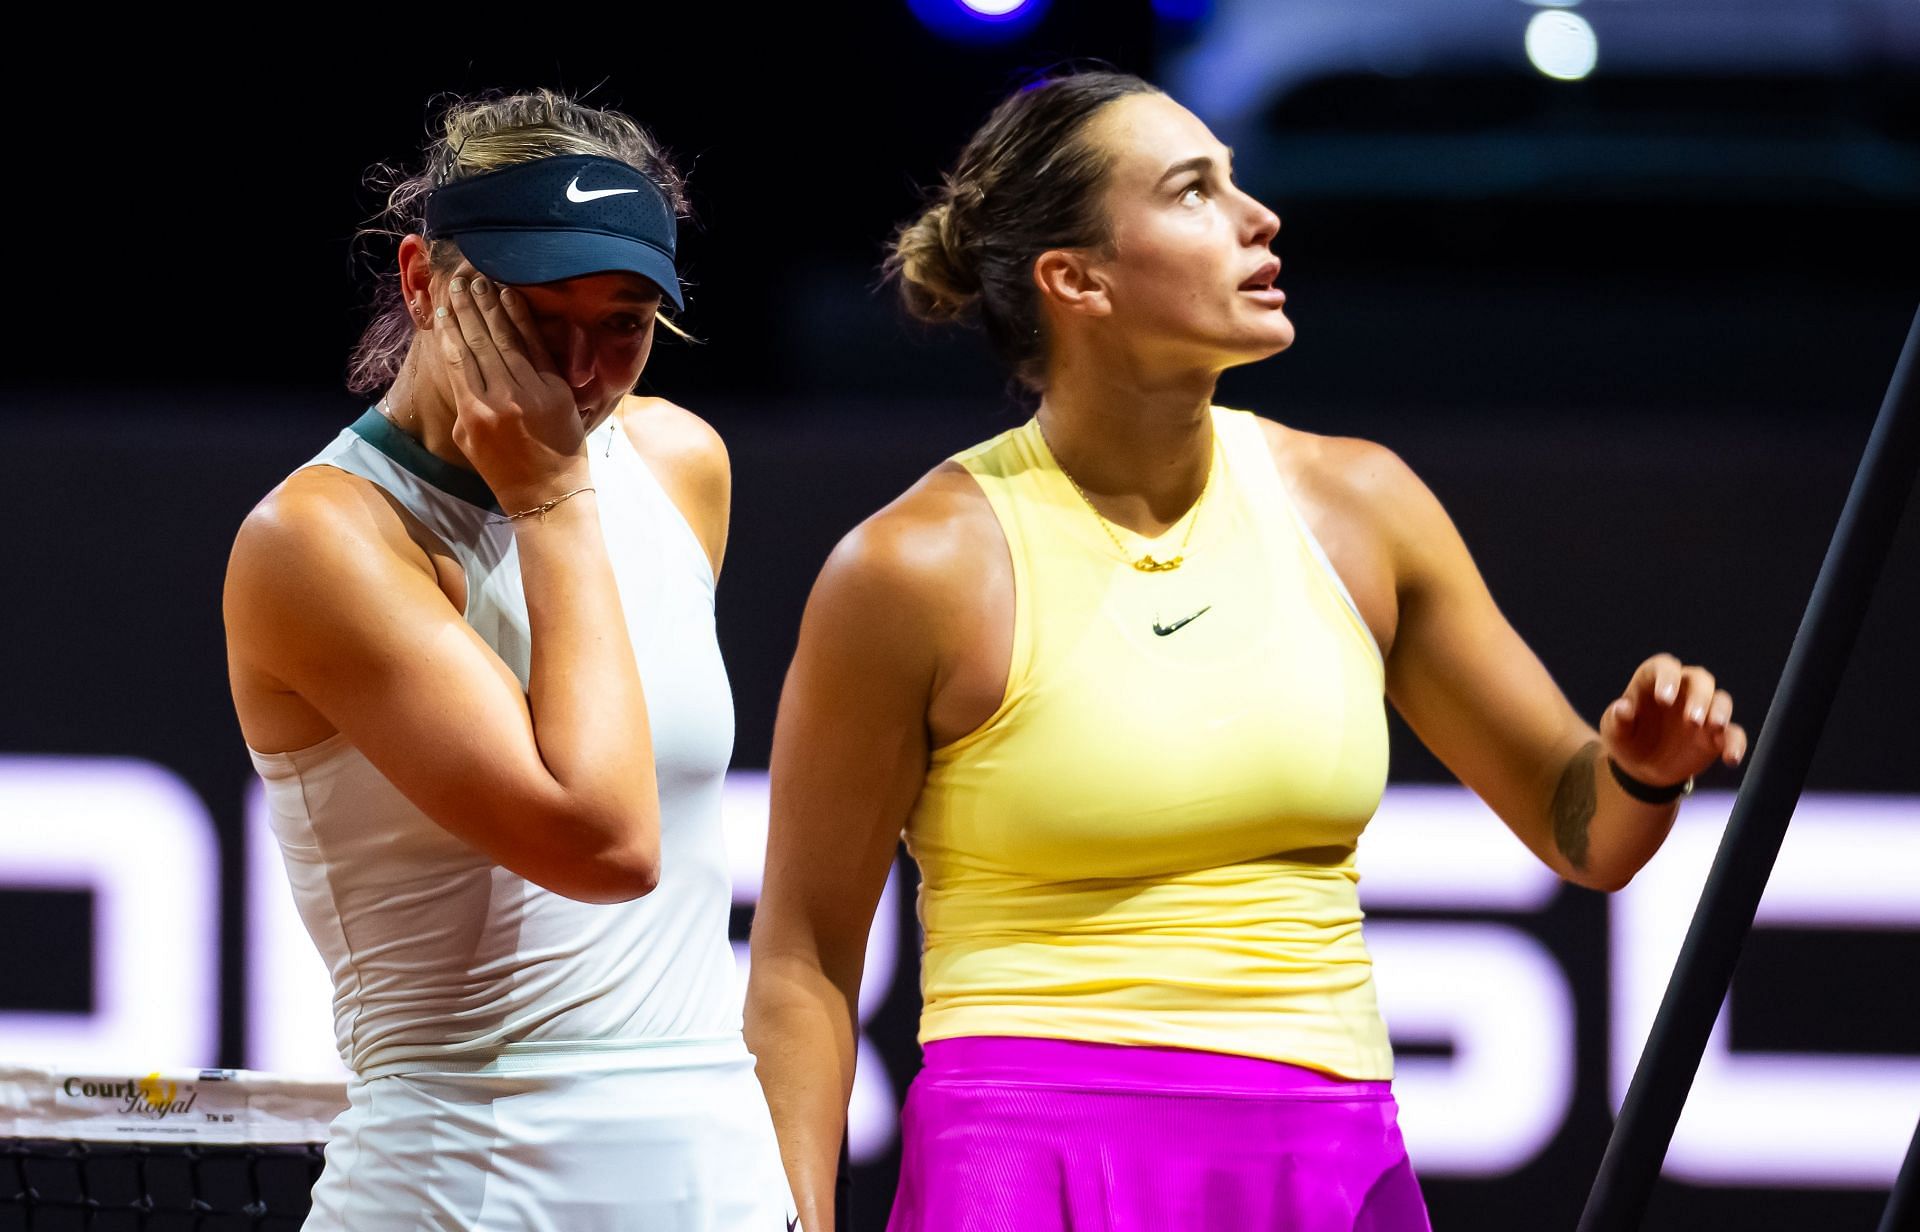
left=433, top=263, right=586, bottom=508
left=1600, top=653, right=1748, bottom=792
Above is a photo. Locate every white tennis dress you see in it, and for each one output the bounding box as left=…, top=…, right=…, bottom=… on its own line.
left=248, top=406, right=797, bottom=1231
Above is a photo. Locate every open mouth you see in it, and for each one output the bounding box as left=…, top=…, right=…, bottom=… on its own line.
left=1239, top=259, right=1284, bottom=300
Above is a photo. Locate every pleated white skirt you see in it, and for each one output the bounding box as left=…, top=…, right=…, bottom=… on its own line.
left=305, top=1040, right=798, bottom=1231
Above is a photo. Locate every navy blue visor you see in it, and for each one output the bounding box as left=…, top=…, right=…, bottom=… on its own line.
left=423, top=154, right=683, bottom=309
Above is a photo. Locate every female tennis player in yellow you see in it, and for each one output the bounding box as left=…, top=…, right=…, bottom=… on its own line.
left=745, top=70, right=1746, bottom=1232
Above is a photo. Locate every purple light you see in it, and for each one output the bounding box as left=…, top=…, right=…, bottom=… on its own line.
left=907, top=0, right=1050, bottom=42
left=959, top=0, right=1031, bottom=16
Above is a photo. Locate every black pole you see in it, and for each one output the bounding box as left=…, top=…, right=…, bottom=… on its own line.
left=1880, top=1115, right=1920, bottom=1232
left=1578, top=306, right=1920, bottom=1232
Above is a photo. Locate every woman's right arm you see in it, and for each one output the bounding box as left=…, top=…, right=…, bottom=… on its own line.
left=745, top=478, right=984, bottom=1232
left=223, top=272, right=660, bottom=904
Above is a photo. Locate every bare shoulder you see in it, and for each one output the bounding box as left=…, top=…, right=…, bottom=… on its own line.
left=1254, top=415, right=1446, bottom=540
left=827, top=461, right=997, bottom=591
left=230, top=466, right=427, bottom=593
left=617, top=395, right=728, bottom=484
left=225, top=465, right=444, bottom=684
left=1256, top=417, right=1422, bottom=506
left=616, top=395, right=731, bottom=571
left=806, top=459, right=1002, bottom=656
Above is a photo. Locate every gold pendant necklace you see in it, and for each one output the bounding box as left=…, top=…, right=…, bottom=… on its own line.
left=1038, top=420, right=1214, bottom=573
left=378, top=371, right=419, bottom=439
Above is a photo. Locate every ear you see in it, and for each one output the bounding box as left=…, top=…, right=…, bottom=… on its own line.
left=1032, top=248, right=1113, bottom=320
left=397, top=235, right=437, bottom=330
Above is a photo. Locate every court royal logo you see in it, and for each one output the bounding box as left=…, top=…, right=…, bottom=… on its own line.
left=60, top=1073, right=199, bottom=1121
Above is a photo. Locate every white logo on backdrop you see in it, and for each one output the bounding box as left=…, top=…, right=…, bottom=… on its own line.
left=2, top=758, right=1915, bottom=1186
left=1613, top=793, right=1920, bottom=1186
left=0, top=757, right=218, bottom=1068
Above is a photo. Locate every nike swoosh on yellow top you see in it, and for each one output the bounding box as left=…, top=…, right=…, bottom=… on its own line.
left=1152, top=606, right=1212, bottom=637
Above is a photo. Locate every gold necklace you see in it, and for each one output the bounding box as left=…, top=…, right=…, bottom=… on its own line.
left=378, top=370, right=420, bottom=440
left=1038, top=421, right=1214, bottom=573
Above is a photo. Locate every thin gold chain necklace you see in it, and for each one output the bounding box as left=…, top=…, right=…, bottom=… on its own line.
left=378, top=365, right=419, bottom=438
left=1037, top=420, right=1215, bottom=573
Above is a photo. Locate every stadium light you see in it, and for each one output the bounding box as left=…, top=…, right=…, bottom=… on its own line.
left=907, top=0, right=1049, bottom=42
left=1527, top=10, right=1600, bottom=81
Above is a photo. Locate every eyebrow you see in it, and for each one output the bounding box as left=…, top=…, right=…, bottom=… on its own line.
left=517, top=277, right=661, bottom=305
left=1157, top=150, right=1234, bottom=187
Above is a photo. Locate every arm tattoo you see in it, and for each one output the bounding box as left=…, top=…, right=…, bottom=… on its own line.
left=1551, top=740, right=1601, bottom=872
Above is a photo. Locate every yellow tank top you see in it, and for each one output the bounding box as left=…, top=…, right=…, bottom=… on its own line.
left=905, top=406, right=1394, bottom=1079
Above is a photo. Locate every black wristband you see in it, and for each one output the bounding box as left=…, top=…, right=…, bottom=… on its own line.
left=1607, top=756, right=1694, bottom=805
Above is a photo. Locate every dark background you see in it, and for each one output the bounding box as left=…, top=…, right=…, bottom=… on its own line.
left=4, top=2, right=1919, bottom=1228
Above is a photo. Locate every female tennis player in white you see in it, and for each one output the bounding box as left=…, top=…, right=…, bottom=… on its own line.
left=223, top=91, right=796, bottom=1231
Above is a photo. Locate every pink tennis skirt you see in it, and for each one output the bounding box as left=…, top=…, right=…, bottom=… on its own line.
left=886, top=1035, right=1432, bottom=1232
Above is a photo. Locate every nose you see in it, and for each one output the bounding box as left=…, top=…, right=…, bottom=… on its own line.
left=562, top=324, right=594, bottom=390
left=1245, top=192, right=1280, bottom=248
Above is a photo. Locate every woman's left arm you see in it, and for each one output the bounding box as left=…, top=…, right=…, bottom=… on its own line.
left=1368, top=446, right=1747, bottom=892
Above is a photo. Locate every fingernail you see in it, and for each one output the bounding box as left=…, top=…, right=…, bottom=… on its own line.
left=471, top=277, right=489, bottom=295
left=450, top=278, right=467, bottom=295
left=499, top=287, right=515, bottom=304
left=434, top=305, right=448, bottom=320
left=1658, top=683, right=1677, bottom=703
left=1689, top=706, right=1706, bottom=724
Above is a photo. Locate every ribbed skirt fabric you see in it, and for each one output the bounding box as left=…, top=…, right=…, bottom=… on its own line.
left=886, top=1036, right=1430, bottom=1232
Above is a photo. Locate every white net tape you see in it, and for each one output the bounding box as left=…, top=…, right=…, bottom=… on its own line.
left=0, top=1065, right=345, bottom=1146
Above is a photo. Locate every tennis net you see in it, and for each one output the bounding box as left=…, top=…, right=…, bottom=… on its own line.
left=0, top=1064, right=344, bottom=1230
